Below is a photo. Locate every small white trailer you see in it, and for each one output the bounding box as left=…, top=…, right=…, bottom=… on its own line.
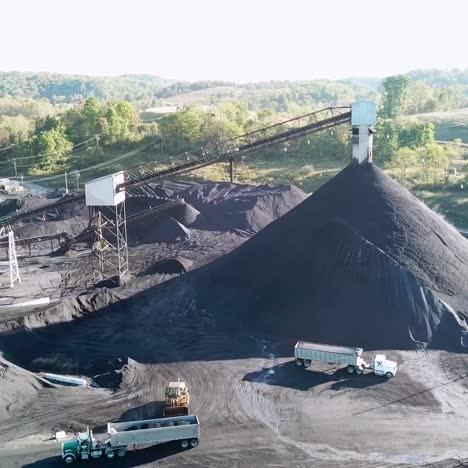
left=294, top=341, right=397, bottom=378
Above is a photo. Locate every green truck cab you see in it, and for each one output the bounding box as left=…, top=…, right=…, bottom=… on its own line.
left=61, top=415, right=200, bottom=463
left=61, top=428, right=126, bottom=464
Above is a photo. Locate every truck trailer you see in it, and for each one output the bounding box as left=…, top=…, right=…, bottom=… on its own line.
left=294, top=341, right=397, bottom=378
left=61, top=415, right=200, bottom=464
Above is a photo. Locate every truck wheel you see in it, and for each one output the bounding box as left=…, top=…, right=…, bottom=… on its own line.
left=385, top=372, right=394, bottom=378
left=295, top=358, right=303, bottom=366
left=181, top=439, right=189, bottom=449
left=105, top=449, right=115, bottom=459
left=355, top=367, right=363, bottom=375
left=116, top=448, right=127, bottom=457
left=190, top=438, right=199, bottom=447
left=347, top=365, right=355, bottom=374
left=303, top=360, right=311, bottom=368
left=63, top=455, right=75, bottom=464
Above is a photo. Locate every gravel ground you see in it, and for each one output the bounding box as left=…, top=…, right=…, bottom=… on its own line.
left=0, top=349, right=468, bottom=467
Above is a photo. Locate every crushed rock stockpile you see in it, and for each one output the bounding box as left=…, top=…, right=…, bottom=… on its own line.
left=195, top=162, right=468, bottom=351
left=152, top=181, right=308, bottom=233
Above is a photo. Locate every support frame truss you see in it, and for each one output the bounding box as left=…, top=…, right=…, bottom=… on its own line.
left=90, top=201, right=128, bottom=286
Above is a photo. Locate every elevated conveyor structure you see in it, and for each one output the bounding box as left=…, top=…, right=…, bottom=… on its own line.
left=0, top=106, right=351, bottom=232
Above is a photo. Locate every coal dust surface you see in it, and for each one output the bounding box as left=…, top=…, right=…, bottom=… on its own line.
left=2, top=167, right=468, bottom=467
left=194, top=162, right=468, bottom=350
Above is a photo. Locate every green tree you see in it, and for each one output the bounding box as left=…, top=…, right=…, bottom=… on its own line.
left=381, top=75, right=412, bottom=118
left=159, top=106, right=203, bottom=153
left=443, top=139, right=462, bottom=184
left=81, top=97, right=102, bottom=137
left=102, top=101, right=139, bottom=144
left=384, top=147, right=419, bottom=178
left=29, top=127, right=73, bottom=175
left=34, top=115, right=60, bottom=134
left=374, top=119, right=398, bottom=162
left=398, top=120, right=434, bottom=148
left=418, top=143, right=448, bottom=185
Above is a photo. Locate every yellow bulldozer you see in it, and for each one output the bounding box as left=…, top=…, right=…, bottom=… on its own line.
left=163, top=381, right=190, bottom=417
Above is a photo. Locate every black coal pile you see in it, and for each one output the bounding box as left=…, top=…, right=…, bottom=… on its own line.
left=127, top=213, right=191, bottom=244
left=0, top=195, right=57, bottom=217
left=194, top=162, right=468, bottom=350
left=152, top=181, right=307, bottom=233
left=16, top=216, right=88, bottom=239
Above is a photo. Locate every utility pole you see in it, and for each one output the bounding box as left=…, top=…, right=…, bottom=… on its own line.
left=76, top=171, right=80, bottom=190
left=64, top=171, right=69, bottom=194
left=13, top=159, right=17, bottom=178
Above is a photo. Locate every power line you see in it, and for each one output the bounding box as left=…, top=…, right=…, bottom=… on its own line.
left=0, top=136, right=97, bottom=164
left=20, top=144, right=150, bottom=184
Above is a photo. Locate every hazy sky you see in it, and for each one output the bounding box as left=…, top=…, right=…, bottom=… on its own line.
left=1, top=0, right=467, bottom=82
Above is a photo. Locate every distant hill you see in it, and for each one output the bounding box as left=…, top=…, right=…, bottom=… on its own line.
left=1, top=68, right=467, bottom=112
left=0, top=72, right=176, bottom=104
left=0, top=72, right=379, bottom=110
left=160, top=80, right=379, bottom=110
left=162, top=86, right=244, bottom=106
left=407, top=68, right=468, bottom=88
left=340, top=77, right=382, bottom=91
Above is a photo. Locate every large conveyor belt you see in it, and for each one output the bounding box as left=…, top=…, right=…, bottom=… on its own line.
left=0, top=232, right=68, bottom=249
left=0, top=194, right=84, bottom=229
left=0, top=106, right=351, bottom=229
left=120, top=111, right=351, bottom=190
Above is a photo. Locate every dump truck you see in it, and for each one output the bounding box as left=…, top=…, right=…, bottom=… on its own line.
left=294, top=341, right=398, bottom=378
left=163, top=381, right=190, bottom=417
left=61, top=415, right=200, bottom=464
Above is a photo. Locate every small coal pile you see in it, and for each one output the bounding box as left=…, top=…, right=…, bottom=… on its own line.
left=139, top=257, right=193, bottom=276
left=195, top=162, right=468, bottom=350
left=153, top=181, right=307, bottom=233
left=127, top=213, right=191, bottom=244
left=0, top=195, right=57, bottom=217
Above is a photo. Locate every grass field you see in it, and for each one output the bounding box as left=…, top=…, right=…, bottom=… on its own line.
left=416, top=108, right=468, bottom=143
left=186, top=156, right=346, bottom=194
left=415, top=188, right=468, bottom=230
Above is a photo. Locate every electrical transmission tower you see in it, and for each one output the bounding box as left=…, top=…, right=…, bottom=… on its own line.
left=8, top=231, right=21, bottom=288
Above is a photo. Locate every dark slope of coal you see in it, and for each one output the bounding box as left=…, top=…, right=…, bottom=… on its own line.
left=127, top=213, right=191, bottom=244
left=0, top=195, right=57, bottom=217
left=152, top=181, right=307, bottom=233
left=194, top=162, right=468, bottom=350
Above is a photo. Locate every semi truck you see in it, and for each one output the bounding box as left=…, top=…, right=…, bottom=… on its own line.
left=61, top=414, right=200, bottom=464
left=294, top=341, right=398, bottom=378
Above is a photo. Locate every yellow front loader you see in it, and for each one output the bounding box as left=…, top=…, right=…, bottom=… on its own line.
left=163, top=381, right=190, bottom=417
